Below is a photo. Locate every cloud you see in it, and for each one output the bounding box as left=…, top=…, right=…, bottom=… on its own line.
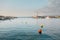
left=37, top=0, right=60, bottom=16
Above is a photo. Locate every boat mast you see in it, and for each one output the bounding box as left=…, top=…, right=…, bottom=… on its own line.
left=36, top=11, right=39, bottom=25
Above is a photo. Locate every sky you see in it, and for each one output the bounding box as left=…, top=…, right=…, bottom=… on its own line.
left=0, top=0, right=59, bottom=17
left=0, top=0, right=48, bottom=17
left=37, top=0, right=60, bottom=16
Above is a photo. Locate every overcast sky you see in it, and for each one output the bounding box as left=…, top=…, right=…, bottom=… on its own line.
left=37, top=0, right=60, bottom=16
left=0, top=0, right=59, bottom=17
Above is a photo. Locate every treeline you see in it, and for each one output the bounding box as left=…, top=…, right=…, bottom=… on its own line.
left=0, top=15, right=17, bottom=20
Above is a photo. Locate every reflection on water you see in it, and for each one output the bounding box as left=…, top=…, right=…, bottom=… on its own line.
left=0, top=18, right=60, bottom=40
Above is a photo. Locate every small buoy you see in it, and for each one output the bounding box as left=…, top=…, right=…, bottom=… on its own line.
left=38, top=29, right=42, bottom=34
left=40, top=24, right=44, bottom=28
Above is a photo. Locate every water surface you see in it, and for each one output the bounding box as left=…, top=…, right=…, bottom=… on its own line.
left=0, top=18, right=60, bottom=40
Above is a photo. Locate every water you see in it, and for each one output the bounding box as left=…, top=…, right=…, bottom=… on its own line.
left=0, top=18, right=60, bottom=40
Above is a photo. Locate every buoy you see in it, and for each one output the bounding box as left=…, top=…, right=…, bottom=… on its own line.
left=40, top=24, right=44, bottom=28
left=38, top=29, right=42, bottom=34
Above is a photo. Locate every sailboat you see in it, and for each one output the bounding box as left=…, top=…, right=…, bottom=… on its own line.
left=32, top=12, right=39, bottom=19
left=33, top=11, right=43, bottom=34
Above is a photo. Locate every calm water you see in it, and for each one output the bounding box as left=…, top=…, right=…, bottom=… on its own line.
left=0, top=18, right=60, bottom=40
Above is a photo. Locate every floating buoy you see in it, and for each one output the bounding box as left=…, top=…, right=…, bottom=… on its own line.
left=40, top=24, right=44, bottom=28
left=38, top=29, right=42, bottom=34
